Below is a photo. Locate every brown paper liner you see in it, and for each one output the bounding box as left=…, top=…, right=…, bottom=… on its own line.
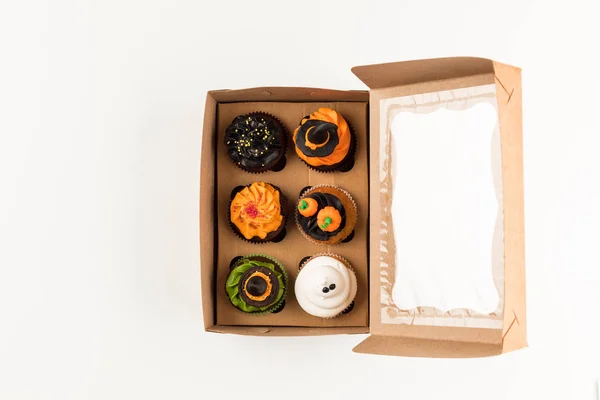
left=226, top=253, right=288, bottom=316
left=295, top=185, right=357, bottom=245
left=298, top=252, right=357, bottom=319
left=228, top=183, right=288, bottom=244
left=295, top=120, right=358, bottom=173
left=228, top=112, right=288, bottom=174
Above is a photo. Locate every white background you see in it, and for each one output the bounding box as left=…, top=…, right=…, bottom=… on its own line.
left=1, top=0, right=599, bottom=399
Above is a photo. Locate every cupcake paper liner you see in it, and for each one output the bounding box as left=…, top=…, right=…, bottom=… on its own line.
left=227, top=182, right=289, bottom=244
left=229, top=112, right=289, bottom=174
left=295, top=184, right=358, bottom=245
left=298, top=120, right=358, bottom=174
left=298, top=252, right=357, bottom=319
left=226, top=253, right=289, bottom=316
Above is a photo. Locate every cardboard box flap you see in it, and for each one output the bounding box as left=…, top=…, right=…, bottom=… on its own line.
left=492, top=61, right=527, bottom=352
left=352, top=335, right=503, bottom=358
left=351, top=57, right=526, bottom=357
left=351, top=57, right=494, bottom=89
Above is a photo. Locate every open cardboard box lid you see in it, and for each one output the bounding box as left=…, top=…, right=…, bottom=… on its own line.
left=200, top=57, right=526, bottom=358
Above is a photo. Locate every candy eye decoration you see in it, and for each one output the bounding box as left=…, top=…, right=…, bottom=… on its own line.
left=295, top=255, right=357, bottom=318
left=322, top=283, right=336, bottom=293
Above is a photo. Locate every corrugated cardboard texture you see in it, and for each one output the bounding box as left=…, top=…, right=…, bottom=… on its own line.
left=350, top=57, right=526, bottom=357
left=215, top=101, right=369, bottom=328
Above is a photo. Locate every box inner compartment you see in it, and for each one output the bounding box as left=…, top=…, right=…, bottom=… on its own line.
left=215, top=101, right=369, bottom=328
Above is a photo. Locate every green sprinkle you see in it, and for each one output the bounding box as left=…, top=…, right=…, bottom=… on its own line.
left=298, top=200, right=308, bottom=210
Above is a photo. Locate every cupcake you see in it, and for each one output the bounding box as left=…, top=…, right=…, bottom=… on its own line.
left=224, top=112, right=287, bottom=173
left=229, top=181, right=288, bottom=243
left=226, top=254, right=287, bottom=314
left=295, top=254, right=357, bottom=318
left=292, top=107, right=356, bottom=172
left=296, top=185, right=357, bottom=244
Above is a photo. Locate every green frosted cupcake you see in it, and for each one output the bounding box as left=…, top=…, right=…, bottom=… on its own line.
left=225, top=254, right=287, bottom=314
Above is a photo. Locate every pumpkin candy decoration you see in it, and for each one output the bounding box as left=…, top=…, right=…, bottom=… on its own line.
left=295, top=184, right=357, bottom=245
left=317, top=206, right=342, bottom=232
left=298, top=197, right=318, bottom=217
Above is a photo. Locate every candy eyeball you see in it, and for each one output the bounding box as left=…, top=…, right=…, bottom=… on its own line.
left=295, top=254, right=357, bottom=318
left=312, top=265, right=345, bottom=298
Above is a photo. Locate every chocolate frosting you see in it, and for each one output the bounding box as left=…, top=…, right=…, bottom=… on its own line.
left=238, top=265, right=280, bottom=307
left=224, top=114, right=284, bottom=169
left=295, top=119, right=339, bottom=157
left=298, top=193, right=346, bottom=241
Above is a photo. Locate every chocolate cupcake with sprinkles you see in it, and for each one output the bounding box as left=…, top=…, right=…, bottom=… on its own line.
left=224, top=112, right=287, bottom=173
left=293, top=107, right=356, bottom=172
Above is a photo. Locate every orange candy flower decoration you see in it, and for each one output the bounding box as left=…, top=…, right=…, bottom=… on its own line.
left=230, top=182, right=283, bottom=239
left=317, top=206, right=342, bottom=232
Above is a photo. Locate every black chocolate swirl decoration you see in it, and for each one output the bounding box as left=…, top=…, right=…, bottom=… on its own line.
left=295, top=119, right=339, bottom=157
left=224, top=114, right=283, bottom=169
left=298, top=193, right=346, bottom=241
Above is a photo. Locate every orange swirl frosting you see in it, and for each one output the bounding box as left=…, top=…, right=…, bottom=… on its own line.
left=293, top=108, right=351, bottom=166
left=230, top=182, right=283, bottom=239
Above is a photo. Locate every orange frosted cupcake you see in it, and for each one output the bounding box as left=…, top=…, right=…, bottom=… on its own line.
left=228, top=181, right=288, bottom=243
left=292, top=108, right=356, bottom=172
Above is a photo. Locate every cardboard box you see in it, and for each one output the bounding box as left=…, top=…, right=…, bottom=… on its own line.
left=200, top=57, right=526, bottom=357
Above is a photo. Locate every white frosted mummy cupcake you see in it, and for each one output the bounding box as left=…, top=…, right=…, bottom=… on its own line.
left=295, top=254, right=357, bottom=318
